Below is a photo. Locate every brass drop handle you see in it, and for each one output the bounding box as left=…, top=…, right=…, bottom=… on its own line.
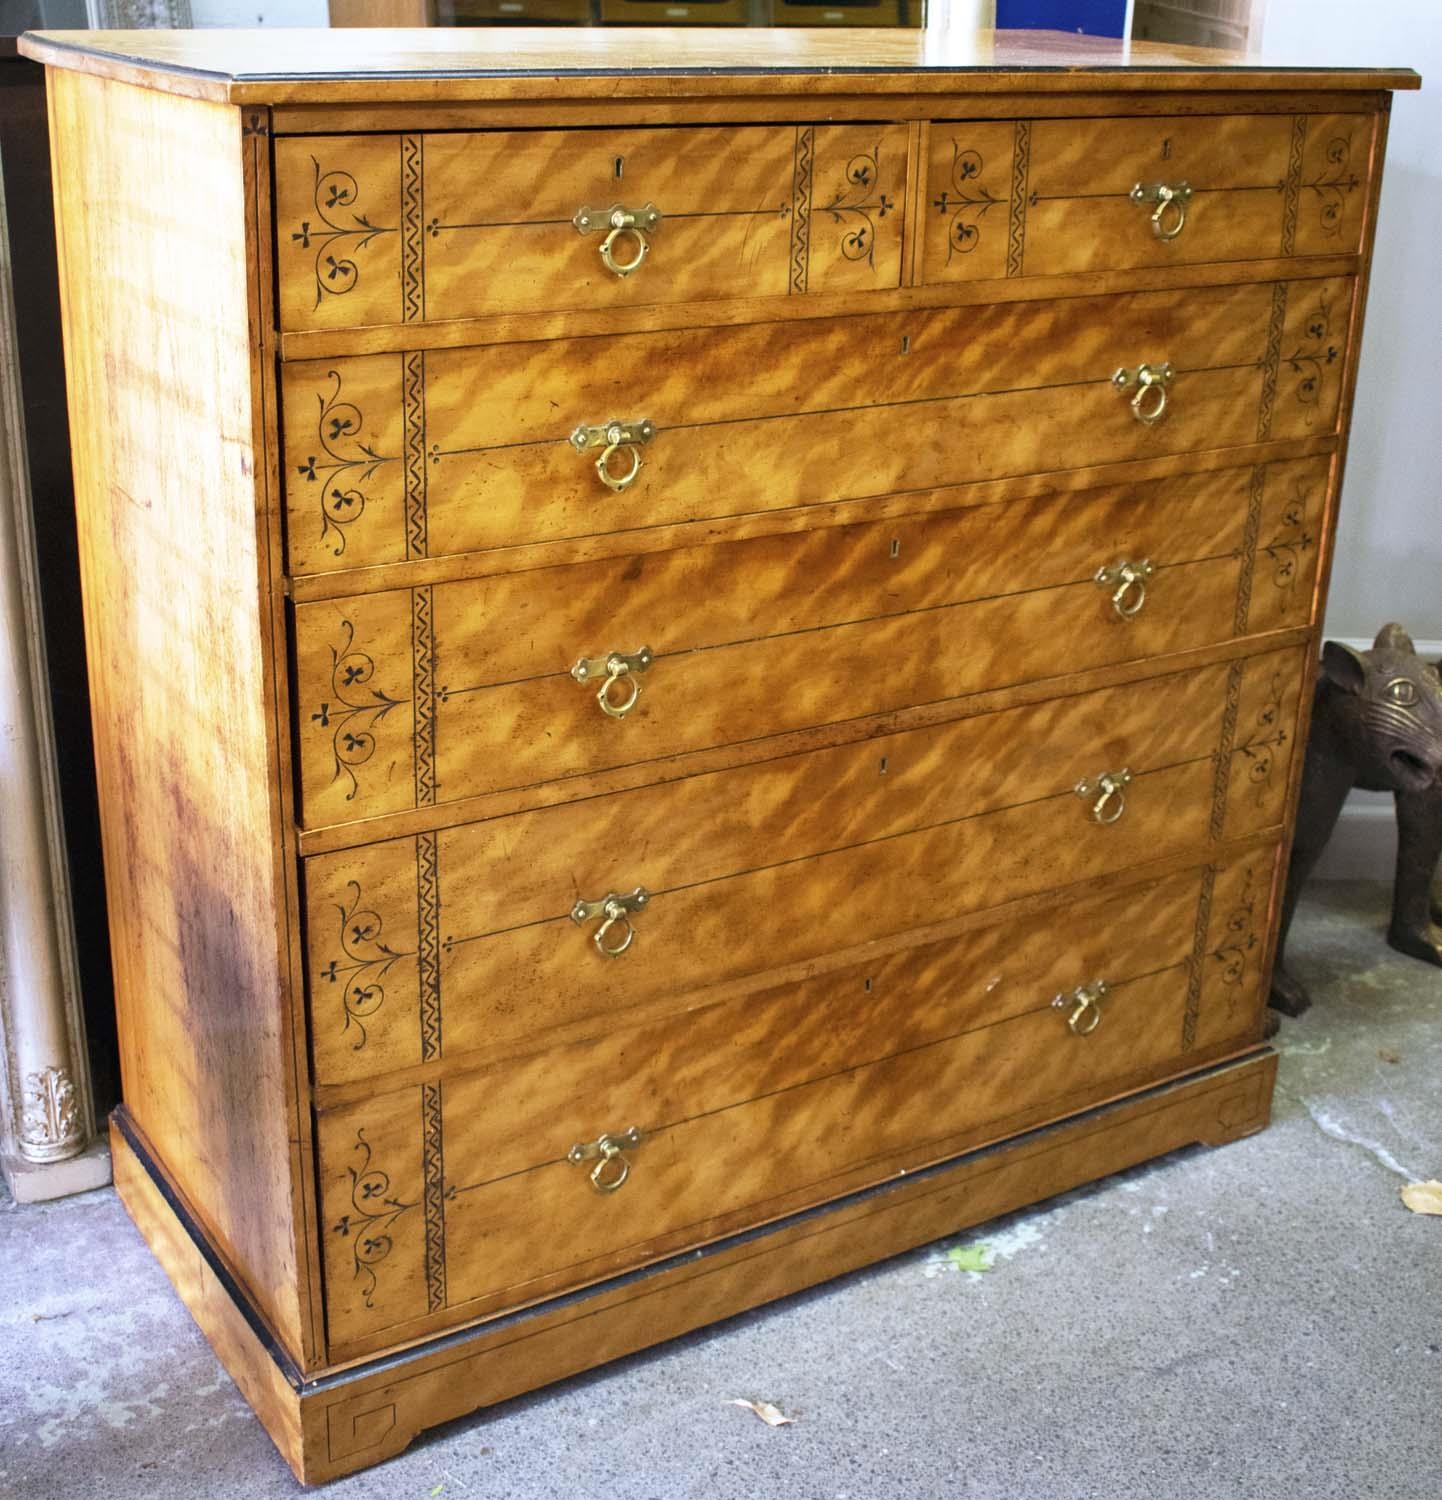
left=571, top=646, right=653, bottom=719
left=1053, top=979, right=1109, bottom=1037
left=1131, top=181, right=1193, bottom=241
left=1095, top=558, right=1155, bottom=620
left=1113, top=362, right=1174, bottom=426
left=570, top=419, right=656, bottom=494
left=571, top=886, right=650, bottom=959
left=1074, top=768, right=1133, bottom=826
left=567, top=1126, right=644, bottom=1193
left=573, top=203, right=662, bottom=278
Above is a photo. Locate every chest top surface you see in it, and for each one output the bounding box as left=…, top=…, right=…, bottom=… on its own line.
left=18, top=27, right=1419, bottom=104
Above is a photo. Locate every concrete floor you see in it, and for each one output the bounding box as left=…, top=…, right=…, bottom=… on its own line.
left=3, top=881, right=1440, bottom=1499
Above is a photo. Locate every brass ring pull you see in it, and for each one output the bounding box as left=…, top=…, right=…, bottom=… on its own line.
left=1133, top=378, right=1168, bottom=424
left=570, top=419, right=655, bottom=495
left=571, top=887, right=649, bottom=960
left=571, top=646, right=653, bottom=720
left=1095, top=559, right=1155, bottom=620
left=1053, top=980, right=1109, bottom=1037
left=1074, top=768, right=1133, bottom=826
left=573, top=204, right=662, bottom=280
left=1131, top=182, right=1193, bottom=241
left=590, top=1147, right=630, bottom=1193
left=597, top=668, right=641, bottom=720
left=599, top=223, right=648, bottom=277
left=567, top=1126, right=644, bottom=1193
left=593, top=903, right=637, bottom=958
left=1112, top=363, right=1174, bottom=427
left=597, top=441, right=643, bottom=492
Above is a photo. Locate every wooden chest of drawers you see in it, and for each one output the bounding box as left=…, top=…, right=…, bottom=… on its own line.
left=23, top=23, right=1416, bottom=1483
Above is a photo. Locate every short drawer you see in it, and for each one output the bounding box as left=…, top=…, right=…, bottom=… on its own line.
left=291, top=457, right=1327, bottom=829
left=301, top=646, right=1302, bottom=1087
left=315, top=844, right=1274, bottom=1353
left=923, top=112, right=1373, bottom=284
left=280, top=278, right=1348, bottom=576
left=274, top=122, right=907, bottom=332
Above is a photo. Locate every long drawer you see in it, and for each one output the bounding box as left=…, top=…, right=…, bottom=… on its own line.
left=302, top=646, right=1302, bottom=1086
left=923, top=112, right=1374, bottom=283
left=281, top=278, right=1347, bottom=575
left=315, top=845, right=1276, bottom=1354
left=274, top=123, right=909, bottom=332
left=291, top=457, right=1326, bottom=828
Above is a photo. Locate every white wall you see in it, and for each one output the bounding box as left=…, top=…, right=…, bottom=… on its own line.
left=1259, top=0, right=1440, bottom=644
left=190, top=0, right=327, bottom=23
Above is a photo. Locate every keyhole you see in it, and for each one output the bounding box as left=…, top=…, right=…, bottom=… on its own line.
left=864, top=977, right=873, bottom=993
left=900, top=335, right=911, bottom=355
left=889, top=538, right=901, bottom=559
left=878, top=756, right=889, bottom=775
left=1161, top=138, right=1172, bottom=161
left=614, top=157, right=625, bottom=180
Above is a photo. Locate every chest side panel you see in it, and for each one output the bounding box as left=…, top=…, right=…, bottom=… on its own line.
left=46, top=70, right=312, bottom=1364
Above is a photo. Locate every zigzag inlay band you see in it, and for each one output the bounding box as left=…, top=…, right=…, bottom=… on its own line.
left=400, top=134, right=424, bottom=323
left=1007, top=120, right=1030, bottom=278
left=1210, top=660, right=1246, bottom=844
left=1183, top=865, right=1218, bottom=1052
left=1234, top=466, right=1268, bottom=636
left=1281, top=115, right=1307, bottom=257
left=416, top=828, right=441, bottom=1063
left=1257, top=282, right=1289, bottom=442
left=790, top=126, right=814, bottom=295
left=411, top=585, right=436, bottom=809
left=421, top=1080, right=447, bottom=1312
left=403, top=350, right=427, bottom=561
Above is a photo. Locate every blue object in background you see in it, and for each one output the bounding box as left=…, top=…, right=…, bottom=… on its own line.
left=995, top=0, right=1130, bottom=37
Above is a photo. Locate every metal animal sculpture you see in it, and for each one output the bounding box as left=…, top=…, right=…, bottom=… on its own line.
left=1270, top=624, right=1442, bottom=1017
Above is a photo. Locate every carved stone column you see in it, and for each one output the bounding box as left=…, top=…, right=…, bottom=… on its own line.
left=84, top=0, right=193, bottom=25
left=0, top=145, right=108, bottom=1202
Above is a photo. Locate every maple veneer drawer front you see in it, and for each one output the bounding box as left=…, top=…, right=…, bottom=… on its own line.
left=303, top=646, right=1303, bottom=1087
left=282, top=278, right=1346, bottom=576
left=274, top=123, right=905, bottom=333
left=293, top=457, right=1327, bottom=829
left=924, top=112, right=1372, bottom=284
left=317, top=846, right=1272, bottom=1352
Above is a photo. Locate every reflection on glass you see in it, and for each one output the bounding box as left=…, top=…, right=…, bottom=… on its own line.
left=436, top=0, right=925, bottom=26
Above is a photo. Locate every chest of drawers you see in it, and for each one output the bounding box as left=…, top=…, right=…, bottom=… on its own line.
left=22, top=23, right=1416, bottom=1483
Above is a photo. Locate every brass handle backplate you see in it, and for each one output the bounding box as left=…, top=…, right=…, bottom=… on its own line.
left=1074, top=768, right=1133, bottom=826
left=567, top=1126, right=644, bottom=1193
left=571, top=646, right=653, bottom=719
left=1112, top=362, right=1174, bottom=425
left=571, top=886, right=650, bottom=958
left=570, top=418, right=656, bottom=493
left=1053, top=979, right=1109, bottom=1036
left=1131, top=181, right=1193, bottom=240
left=573, top=203, right=662, bottom=278
left=1095, top=558, right=1155, bottom=620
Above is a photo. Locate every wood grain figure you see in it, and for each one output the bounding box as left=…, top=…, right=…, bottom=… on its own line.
left=21, top=23, right=1414, bottom=1484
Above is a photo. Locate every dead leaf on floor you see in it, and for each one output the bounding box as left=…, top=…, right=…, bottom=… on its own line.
left=728, top=1399, right=795, bottom=1427
left=946, top=1244, right=995, bottom=1273
left=1401, top=1181, right=1442, bottom=1216
left=1378, top=1048, right=1403, bottom=1065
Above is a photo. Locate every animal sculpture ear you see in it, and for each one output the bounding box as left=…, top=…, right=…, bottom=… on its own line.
left=1321, top=640, right=1367, bottom=695
left=1374, top=621, right=1416, bottom=654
